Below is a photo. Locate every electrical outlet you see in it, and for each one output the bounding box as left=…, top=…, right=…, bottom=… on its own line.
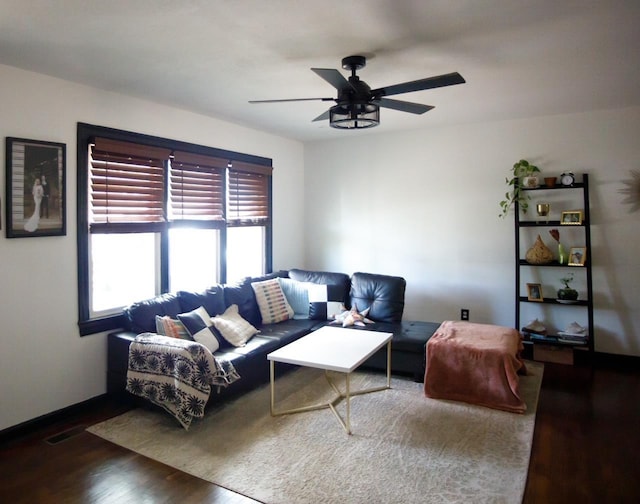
left=461, top=309, right=469, bottom=321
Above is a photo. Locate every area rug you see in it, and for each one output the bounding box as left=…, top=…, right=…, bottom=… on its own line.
left=88, top=361, right=543, bottom=504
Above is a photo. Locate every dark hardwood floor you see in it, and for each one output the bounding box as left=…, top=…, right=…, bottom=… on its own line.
left=1, top=360, right=638, bottom=503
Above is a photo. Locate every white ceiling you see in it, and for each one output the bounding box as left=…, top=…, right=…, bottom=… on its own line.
left=1, top=1, right=639, bottom=142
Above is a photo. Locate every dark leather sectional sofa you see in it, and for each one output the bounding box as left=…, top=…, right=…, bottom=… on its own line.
left=107, top=268, right=441, bottom=407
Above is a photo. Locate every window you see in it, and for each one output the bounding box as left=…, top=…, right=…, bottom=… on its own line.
left=89, top=233, right=158, bottom=315
left=77, top=123, right=272, bottom=335
left=226, top=226, right=265, bottom=283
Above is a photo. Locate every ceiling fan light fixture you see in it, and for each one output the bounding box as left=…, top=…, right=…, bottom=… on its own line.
left=329, top=102, right=379, bottom=129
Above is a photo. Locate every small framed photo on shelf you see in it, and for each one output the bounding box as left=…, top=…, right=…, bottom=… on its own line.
left=526, top=283, right=544, bottom=302
left=5, top=137, right=66, bottom=238
left=569, top=246, right=587, bottom=266
left=560, top=210, right=583, bottom=225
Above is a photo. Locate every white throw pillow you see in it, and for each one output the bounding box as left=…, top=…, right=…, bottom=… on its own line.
left=211, top=304, right=259, bottom=347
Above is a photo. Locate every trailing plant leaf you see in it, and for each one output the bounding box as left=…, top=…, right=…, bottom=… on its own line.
left=498, top=159, right=541, bottom=218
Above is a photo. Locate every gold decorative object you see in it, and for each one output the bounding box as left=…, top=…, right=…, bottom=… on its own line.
left=525, top=234, right=554, bottom=264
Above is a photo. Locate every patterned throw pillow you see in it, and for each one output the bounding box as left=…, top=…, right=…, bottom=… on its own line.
left=210, top=304, right=259, bottom=347
left=155, top=315, right=192, bottom=340
left=308, top=283, right=345, bottom=320
left=177, top=306, right=221, bottom=352
left=251, top=278, right=294, bottom=324
left=277, top=278, right=311, bottom=319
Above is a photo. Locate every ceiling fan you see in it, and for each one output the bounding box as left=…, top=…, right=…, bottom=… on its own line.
left=249, top=55, right=465, bottom=129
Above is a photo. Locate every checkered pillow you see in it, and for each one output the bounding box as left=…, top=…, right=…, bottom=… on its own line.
left=308, top=283, right=345, bottom=320
left=177, top=306, right=221, bottom=352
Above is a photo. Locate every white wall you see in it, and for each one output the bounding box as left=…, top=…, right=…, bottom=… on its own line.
left=0, top=64, right=304, bottom=431
left=304, top=107, right=640, bottom=357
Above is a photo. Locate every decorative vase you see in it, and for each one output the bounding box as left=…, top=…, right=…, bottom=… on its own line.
left=558, top=243, right=569, bottom=265
left=525, top=235, right=554, bottom=264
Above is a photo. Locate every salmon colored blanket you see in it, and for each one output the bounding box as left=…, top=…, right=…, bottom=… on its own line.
left=424, top=321, right=527, bottom=413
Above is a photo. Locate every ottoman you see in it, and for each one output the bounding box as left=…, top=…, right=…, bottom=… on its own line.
left=424, top=321, right=527, bottom=413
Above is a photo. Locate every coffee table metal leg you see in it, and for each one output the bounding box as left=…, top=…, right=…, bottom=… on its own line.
left=269, top=360, right=275, bottom=416
left=346, top=372, right=351, bottom=434
left=386, top=340, right=391, bottom=388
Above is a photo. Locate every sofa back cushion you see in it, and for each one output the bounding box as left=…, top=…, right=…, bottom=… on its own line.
left=124, top=293, right=182, bottom=333
left=349, top=272, right=406, bottom=323
left=177, top=286, right=226, bottom=317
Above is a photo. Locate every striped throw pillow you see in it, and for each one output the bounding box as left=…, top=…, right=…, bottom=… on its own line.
left=251, top=278, right=294, bottom=324
left=155, top=315, right=192, bottom=340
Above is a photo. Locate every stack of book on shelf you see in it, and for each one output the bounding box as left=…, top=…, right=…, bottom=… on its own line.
left=521, top=318, right=550, bottom=342
left=557, top=322, right=589, bottom=345
left=527, top=332, right=560, bottom=344
left=521, top=320, right=588, bottom=345
left=558, top=331, right=589, bottom=345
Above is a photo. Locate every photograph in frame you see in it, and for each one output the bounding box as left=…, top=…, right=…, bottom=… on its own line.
left=569, top=246, right=587, bottom=266
left=560, top=210, right=583, bottom=225
left=5, top=137, right=66, bottom=238
left=526, top=283, right=544, bottom=302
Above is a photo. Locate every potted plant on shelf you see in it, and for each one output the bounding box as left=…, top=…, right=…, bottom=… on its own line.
left=499, top=159, right=541, bottom=218
left=557, top=273, right=579, bottom=301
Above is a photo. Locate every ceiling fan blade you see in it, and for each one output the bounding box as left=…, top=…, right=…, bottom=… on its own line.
left=249, top=97, right=334, bottom=104
left=377, top=98, right=434, bottom=115
left=372, top=72, right=465, bottom=97
left=311, top=68, right=353, bottom=91
left=312, top=109, right=331, bottom=122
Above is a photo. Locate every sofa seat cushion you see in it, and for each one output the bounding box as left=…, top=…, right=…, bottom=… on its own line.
left=359, top=321, right=441, bottom=353
left=221, top=335, right=283, bottom=357
left=212, top=347, right=249, bottom=366
left=258, top=319, right=320, bottom=346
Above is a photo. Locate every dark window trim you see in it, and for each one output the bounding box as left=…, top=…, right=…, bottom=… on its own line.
left=77, top=123, right=272, bottom=336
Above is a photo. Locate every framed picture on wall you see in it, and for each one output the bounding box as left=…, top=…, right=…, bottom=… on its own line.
left=5, top=137, right=66, bottom=238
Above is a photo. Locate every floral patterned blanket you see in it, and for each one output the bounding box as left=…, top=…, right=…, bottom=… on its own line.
left=126, top=333, right=240, bottom=429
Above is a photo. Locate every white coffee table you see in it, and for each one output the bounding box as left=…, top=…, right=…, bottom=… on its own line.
left=267, top=325, right=392, bottom=434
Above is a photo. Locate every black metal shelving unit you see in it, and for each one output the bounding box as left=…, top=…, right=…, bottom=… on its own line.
left=514, top=174, right=594, bottom=361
